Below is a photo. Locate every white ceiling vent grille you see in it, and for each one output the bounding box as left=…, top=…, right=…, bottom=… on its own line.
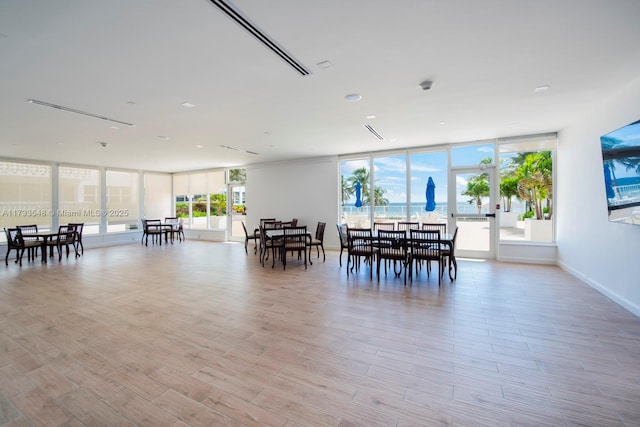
left=208, top=0, right=310, bottom=76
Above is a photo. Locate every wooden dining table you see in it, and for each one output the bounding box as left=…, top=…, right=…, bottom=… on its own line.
left=369, top=230, right=456, bottom=281
left=25, top=231, right=63, bottom=263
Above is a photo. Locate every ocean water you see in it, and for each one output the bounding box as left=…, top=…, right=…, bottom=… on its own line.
left=342, top=202, right=486, bottom=218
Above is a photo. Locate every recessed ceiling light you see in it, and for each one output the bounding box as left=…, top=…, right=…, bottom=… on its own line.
left=196, top=145, right=204, bottom=148
left=181, top=102, right=195, bottom=108
left=366, top=115, right=376, bottom=120
left=534, top=85, right=550, bottom=93
left=110, top=126, right=119, bottom=130
left=127, top=101, right=136, bottom=105
left=439, top=121, right=446, bottom=125
left=345, top=93, right=362, bottom=102
left=156, top=135, right=169, bottom=140
left=317, top=60, right=333, bottom=69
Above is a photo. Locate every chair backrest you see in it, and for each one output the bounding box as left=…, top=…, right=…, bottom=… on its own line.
left=17, top=224, right=38, bottom=242
left=263, top=220, right=282, bottom=229
left=280, top=221, right=294, bottom=228
left=346, top=227, right=373, bottom=250
left=409, top=229, right=441, bottom=260
left=4, top=227, right=20, bottom=249
left=377, top=230, right=407, bottom=255
left=397, top=222, right=419, bottom=231
left=337, top=223, right=348, bottom=247
left=144, top=219, right=161, bottom=231
left=421, top=223, right=446, bottom=234
left=241, top=221, right=250, bottom=237
left=68, top=222, right=84, bottom=237
left=58, top=225, right=76, bottom=243
left=165, top=217, right=179, bottom=228
left=315, top=222, right=326, bottom=241
left=283, top=225, right=307, bottom=249
left=291, top=218, right=299, bottom=227
left=260, top=218, right=276, bottom=228
left=373, top=222, right=395, bottom=231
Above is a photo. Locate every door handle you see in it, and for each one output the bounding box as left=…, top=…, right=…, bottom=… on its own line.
left=485, top=213, right=496, bottom=218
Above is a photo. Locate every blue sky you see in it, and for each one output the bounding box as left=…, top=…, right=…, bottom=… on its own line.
left=341, top=143, right=495, bottom=206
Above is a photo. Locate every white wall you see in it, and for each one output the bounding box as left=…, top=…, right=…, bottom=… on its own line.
left=557, top=76, right=640, bottom=317
left=246, top=157, right=340, bottom=249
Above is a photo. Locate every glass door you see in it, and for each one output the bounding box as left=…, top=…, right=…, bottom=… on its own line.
left=450, top=166, right=496, bottom=258
left=227, top=184, right=246, bottom=241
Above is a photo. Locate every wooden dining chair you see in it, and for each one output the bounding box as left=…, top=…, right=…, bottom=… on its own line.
left=376, top=229, right=409, bottom=284
left=68, top=222, right=84, bottom=255
left=8, top=228, right=40, bottom=266
left=241, top=221, right=259, bottom=254
left=397, top=222, right=419, bottom=232
left=373, top=222, right=395, bottom=232
left=346, top=227, right=376, bottom=279
left=48, top=224, right=78, bottom=261
left=421, top=222, right=446, bottom=234
left=308, top=221, right=326, bottom=262
left=16, top=225, right=40, bottom=261
left=282, top=225, right=308, bottom=270
left=336, top=223, right=349, bottom=267
left=408, top=228, right=443, bottom=285
left=141, top=219, right=167, bottom=246
left=441, top=226, right=459, bottom=280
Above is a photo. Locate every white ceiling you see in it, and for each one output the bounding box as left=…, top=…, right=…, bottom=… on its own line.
left=1, top=0, right=640, bottom=173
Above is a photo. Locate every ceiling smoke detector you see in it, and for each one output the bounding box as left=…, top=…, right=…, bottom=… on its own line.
left=97, top=141, right=109, bottom=148
left=419, top=80, right=433, bottom=91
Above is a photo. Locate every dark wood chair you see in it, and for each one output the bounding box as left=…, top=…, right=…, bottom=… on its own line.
left=16, top=224, right=40, bottom=262
left=376, top=229, right=409, bottom=284
left=421, top=223, right=446, bottom=234
left=47, top=225, right=78, bottom=260
left=308, top=221, right=326, bottom=262
left=7, top=228, right=40, bottom=266
left=141, top=219, right=168, bottom=246
left=346, top=227, right=377, bottom=279
left=373, top=222, right=395, bottom=232
left=282, top=225, right=308, bottom=270
left=397, top=222, right=419, bottom=232
left=259, top=226, right=283, bottom=268
left=241, top=221, right=259, bottom=254
left=68, top=222, right=84, bottom=255
left=336, top=223, right=349, bottom=267
left=4, top=227, right=38, bottom=266
left=164, top=217, right=184, bottom=243
left=441, top=226, right=459, bottom=280
left=408, top=229, right=443, bottom=285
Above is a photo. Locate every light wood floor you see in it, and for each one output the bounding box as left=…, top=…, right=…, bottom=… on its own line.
left=1, top=241, right=639, bottom=427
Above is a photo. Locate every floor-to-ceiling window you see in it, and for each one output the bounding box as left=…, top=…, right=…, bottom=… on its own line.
left=372, top=154, right=406, bottom=225
left=409, top=150, right=448, bottom=224
left=498, top=134, right=555, bottom=242
left=340, top=158, right=371, bottom=228
left=106, top=169, right=140, bottom=232
left=172, top=170, right=227, bottom=230
left=58, top=166, right=101, bottom=235
left=0, top=161, right=52, bottom=241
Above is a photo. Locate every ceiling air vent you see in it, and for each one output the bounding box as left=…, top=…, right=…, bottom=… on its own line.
left=363, top=124, right=384, bottom=141
left=208, top=0, right=310, bottom=76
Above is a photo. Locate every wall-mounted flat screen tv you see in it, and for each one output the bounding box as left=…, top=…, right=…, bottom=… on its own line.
left=600, top=119, right=640, bottom=224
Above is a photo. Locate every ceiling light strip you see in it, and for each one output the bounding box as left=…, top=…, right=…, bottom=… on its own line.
left=208, top=0, right=310, bottom=76
left=363, top=124, right=384, bottom=141
left=27, top=99, right=135, bottom=127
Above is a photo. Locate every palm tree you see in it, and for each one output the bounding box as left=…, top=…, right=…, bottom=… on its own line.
left=516, top=151, right=552, bottom=219
left=372, top=186, right=389, bottom=207
left=347, top=167, right=370, bottom=205
left=341, top=175, right=353, bottom=206
left=462, top=176, right=490, bottom=214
